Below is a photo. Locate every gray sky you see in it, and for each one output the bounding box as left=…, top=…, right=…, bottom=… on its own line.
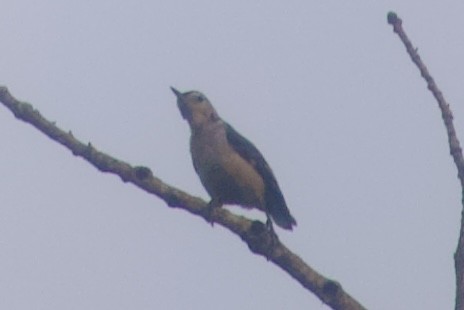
left=1, top=1, right=463, bottom=309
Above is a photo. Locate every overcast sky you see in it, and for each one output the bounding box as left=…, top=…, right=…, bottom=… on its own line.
left=1, top=1, right=464, bottom=309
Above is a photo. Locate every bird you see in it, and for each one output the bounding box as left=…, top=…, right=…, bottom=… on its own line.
left=171, top=87, right=296, bottom=231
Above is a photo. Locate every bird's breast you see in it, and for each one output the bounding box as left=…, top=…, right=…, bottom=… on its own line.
left=190, top=127, right=265, bottom=209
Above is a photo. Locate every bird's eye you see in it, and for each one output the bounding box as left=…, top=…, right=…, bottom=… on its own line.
left=196, top=95, right=204, bottom=102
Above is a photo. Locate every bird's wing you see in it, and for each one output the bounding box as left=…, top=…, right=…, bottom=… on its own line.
left=224, top=122, right=296, bottom=229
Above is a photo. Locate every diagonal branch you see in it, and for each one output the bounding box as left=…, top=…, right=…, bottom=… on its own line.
left=0, top=86, right=366, bottom=310
left=387, top=12, right=464, bottom=310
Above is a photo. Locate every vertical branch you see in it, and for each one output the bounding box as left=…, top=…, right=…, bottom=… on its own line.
left=387, top=12, right=464, bottom=310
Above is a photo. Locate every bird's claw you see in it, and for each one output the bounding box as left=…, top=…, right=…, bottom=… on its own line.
left=206, top=199, right=221, bottom=227
left=265, top=217, right=279, bottom=257
left=206, top=205, right=216, bottom=227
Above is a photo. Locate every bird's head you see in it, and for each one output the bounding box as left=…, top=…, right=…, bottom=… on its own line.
left=171, top=87, right=219, bottom=129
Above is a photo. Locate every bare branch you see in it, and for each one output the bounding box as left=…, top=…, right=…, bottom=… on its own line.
left=0, top=86, right=366, bottom=310
left=387, top=12, right=464, bottom=310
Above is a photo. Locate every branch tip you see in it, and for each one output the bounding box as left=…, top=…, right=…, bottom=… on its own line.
left=387, top=11, right=398, bottom=25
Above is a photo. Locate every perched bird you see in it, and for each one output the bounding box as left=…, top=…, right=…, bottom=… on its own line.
left=171, top=87, right=296, bottom=230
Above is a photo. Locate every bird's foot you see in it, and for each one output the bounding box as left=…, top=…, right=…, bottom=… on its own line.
left=205, top=199, right=221, bottom=227
left=265, top=217, right=279, bottom=257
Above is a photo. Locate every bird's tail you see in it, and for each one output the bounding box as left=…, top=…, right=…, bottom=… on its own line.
left=265, top=189, right=297, bottom=230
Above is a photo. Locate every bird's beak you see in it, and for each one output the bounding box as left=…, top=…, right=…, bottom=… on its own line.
left=170, top=86, right=182, bottom=98
left=170, top=86, right=190, bottom=120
